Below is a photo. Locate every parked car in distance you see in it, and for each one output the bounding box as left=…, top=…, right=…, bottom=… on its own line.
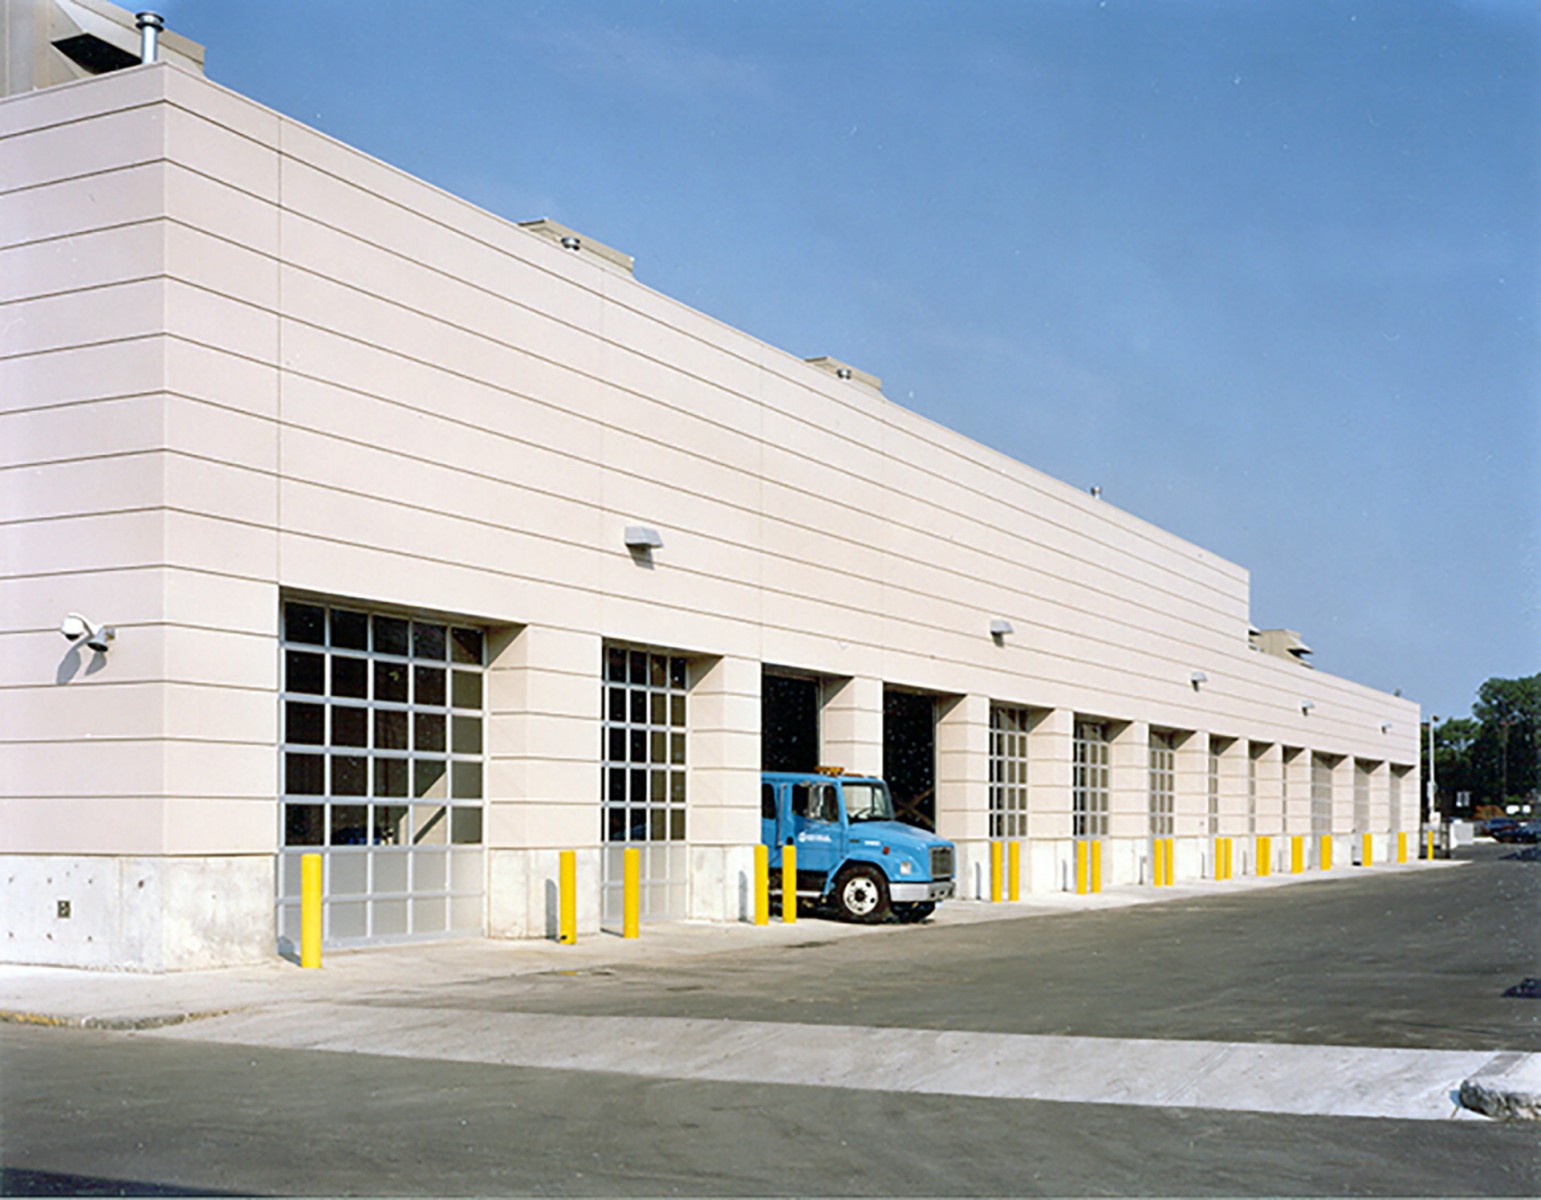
left=1484, top=817, right=1520, bottom=840
left=1508, top=821, right=1541, bottom=844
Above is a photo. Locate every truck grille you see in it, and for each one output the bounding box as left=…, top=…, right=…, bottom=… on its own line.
left=930, top=845, right=955, bottom=880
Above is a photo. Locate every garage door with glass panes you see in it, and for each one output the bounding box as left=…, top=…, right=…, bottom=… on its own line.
left=278, top=601, right=487, bottom=948
left=602, top=645, right=689, bottom=924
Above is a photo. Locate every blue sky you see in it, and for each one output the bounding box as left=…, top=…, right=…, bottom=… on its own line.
left=162, top=0, right=1538, bottom=720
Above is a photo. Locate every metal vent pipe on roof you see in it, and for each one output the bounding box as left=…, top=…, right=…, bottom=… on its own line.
left=136, top=12, right=164, bottom=64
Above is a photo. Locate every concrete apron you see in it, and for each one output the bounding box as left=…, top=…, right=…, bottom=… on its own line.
left=6, top=860, right=1530, bottom=1121
left=139, top=1003, right=1521, bottom=1123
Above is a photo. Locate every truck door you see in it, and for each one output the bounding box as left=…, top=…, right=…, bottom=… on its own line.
left=788, top=779, right=845, bottom=887
left=762, top=780, right=783, bottom=868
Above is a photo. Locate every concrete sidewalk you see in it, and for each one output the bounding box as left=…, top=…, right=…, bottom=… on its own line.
left=0, top=859, right=1451, bottom=1029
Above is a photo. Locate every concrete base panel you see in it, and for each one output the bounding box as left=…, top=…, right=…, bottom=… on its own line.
left=487, top=848, right=602, bottom=941
left=688, top=844, right=756, bottom=923
left=954, top=840, right=990, bottom=900
left=0, top=854, right=273, bottom=971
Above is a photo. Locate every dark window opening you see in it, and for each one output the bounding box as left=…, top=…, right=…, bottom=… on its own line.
left=762, top=673, right=819, bottom=773
left=884, top=689, right=936, bottom=831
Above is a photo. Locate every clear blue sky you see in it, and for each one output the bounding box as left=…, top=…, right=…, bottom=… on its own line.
left=161, top=0, right=1539, bottom=721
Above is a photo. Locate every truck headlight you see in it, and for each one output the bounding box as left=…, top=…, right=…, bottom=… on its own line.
left=899, top=860, right=914, bottom=875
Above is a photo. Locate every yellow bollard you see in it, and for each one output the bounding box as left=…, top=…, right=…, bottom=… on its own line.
left=1007, top=840, right=1021, bottom=902
left=1397, top=831, right=1407, bottom=864
left=1163, top=838, right=1175, bottom=887
left=782, top=844, right=797, bottom=924
left=1425, top=829, right=1434, bottom=860
left=558, top=849, right=577, bottom=944
left=622, top=846, right=640, bottom=939
left=1291, top=835, right=1304, bottom=874
left=990, top=840, right=1003, bottom=903
left=753, top=843, right=769, bottom=926
left=1257, top=835, right=1271, bottom=877
left=1090, top=839, right=1103, bottom=894
left=300, top=852, right=322, bottom=969
left=1075, top=840, right=1088, bottom=895
left=1319, top=835, right=1333, bottom=871
left=1361, top=833, right=1373, bottom=868
left=1152, top=838, right=1165, bottom=888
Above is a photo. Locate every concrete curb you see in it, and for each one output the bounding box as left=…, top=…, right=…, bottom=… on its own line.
left=0, top=1007, right=237, bottom=1031
left=1457, top=1052, right=1541, bottom=1121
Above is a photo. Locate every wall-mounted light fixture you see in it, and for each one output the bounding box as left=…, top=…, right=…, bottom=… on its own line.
left=1190, top=670, right=1208, bottom=690
left=989, top=619, right=1014, bottom=640
left=1088, top=485, right=1103, bottom=499
left=1301, top=700, right=1316, bottom=715
left=624, top=525, right=663, bottom=551
left=1380, top=722, right=1393, bottom=734
left=60, top=612, right=115, bottom=653
left=559, top=235, right=581, bottom=251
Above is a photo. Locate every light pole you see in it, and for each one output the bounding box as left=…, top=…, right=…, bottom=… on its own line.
left=1500, top=718, right=1514, bottom=807
left=1426, top=715, right=1438, bottom=825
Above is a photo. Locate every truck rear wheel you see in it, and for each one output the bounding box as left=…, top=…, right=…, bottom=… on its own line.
left=834, top=864, right=890, bottom=923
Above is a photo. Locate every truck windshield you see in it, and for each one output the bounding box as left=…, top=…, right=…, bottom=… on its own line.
left=843, top=782, right=895, bottom=822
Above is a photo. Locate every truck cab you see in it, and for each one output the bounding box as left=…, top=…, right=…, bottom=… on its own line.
left=761, top=769, right=956, bottom=922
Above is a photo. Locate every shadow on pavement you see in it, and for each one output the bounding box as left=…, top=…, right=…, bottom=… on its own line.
left=0, top=1167, right=257, bottom=1197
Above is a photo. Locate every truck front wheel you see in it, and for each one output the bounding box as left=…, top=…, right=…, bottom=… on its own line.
left=833, top=865, right=890, bottom=923
left=892, top=901, right=935, bottom=923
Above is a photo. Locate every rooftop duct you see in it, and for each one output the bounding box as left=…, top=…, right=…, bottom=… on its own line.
left=1250, top=628, right=1314, bottom=667
left=134, top=9, right=160, bottom=62
left=804, top=356, right=882, bottom=395
left=518, top=219, right=634, bottom=276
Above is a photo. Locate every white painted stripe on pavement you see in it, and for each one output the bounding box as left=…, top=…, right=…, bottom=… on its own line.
left=145, top=1004, right=1515, bottom=1121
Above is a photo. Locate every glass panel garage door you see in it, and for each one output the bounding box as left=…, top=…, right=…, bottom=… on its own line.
left=1148, top=731, right=1176, bottom=837
left=1072, top=720, right=1109, bottom=837
left=602, top=644, right=688, bottom=924
left=1354, top=760, right=1373, bottom=834
left=989, top=705, right=1031, bottom=838
left=277, top=600, right=486, bottom=949
left=1311, top=753, right=1335, bottom=837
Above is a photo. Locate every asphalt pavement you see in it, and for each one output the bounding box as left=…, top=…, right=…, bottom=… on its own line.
left=2, top=848, right=1538, bottom=1196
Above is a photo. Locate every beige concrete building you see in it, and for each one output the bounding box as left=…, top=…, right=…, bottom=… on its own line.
left=0, top=6, right=1422, bottom=969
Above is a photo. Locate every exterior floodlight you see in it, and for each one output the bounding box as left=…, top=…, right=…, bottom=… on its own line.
left=989, top=619, right=1013, bottom=638
left=1380, top=722, right=1393, bottom=734
left=1089, top=485, right=1102, bottom=499
left=624, top=525, right=663, bottom=550
left=1190, top=670, right=1208, bottom=689
left=1301, top=700, right=1316, bottom=715
left=60, top=613, right=115, bottom=653
left=560, top=236, right=581, bottom=251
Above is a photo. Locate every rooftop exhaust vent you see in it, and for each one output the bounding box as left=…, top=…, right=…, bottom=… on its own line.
left=518, top=219, right=634, bottom=276
left=135, top=10, right=161, bottom=63
left=804, top=356, right=882, bottom=395
left=10, top=0, right=206, bottom=96
left=1251, top=628, right=1314, bottom=668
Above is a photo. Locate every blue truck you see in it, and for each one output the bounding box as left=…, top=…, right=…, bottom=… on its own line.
left=761, top=769, right=956, bottom=922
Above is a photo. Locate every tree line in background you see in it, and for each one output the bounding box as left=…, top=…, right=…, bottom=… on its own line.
left=1424, top=672, right=1540, bottom=816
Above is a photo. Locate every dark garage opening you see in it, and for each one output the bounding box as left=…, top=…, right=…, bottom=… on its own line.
left=884, top=688, right=936, bottom=830
left=762, top=672, right=819, bottom=773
